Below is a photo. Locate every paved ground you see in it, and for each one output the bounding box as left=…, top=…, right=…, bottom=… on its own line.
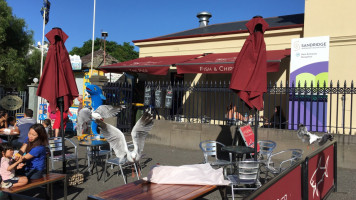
left=6, top=135, right=356, bottom=200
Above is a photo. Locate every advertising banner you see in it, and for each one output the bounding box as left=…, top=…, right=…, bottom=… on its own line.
left=290, top=36, right=329, bottom=85
left=38, top=103, right=48, bottom=120
left=254, top=165, right=302, bottom=200
left=289, top=36, right=329, bottom=131
left=239, top=125, right=260, bottom=152
left=308, top=145, right=334, bottom=200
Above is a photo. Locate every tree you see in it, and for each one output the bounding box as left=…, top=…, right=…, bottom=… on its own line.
left=0, top=0, right=36, bottom=91
left=69, top=38, right=138, bottom=62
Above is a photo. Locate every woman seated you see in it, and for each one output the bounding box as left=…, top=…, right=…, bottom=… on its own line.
left=15, top=124, right=48, bottom=180
left=262, top=106, right=286, bottom=129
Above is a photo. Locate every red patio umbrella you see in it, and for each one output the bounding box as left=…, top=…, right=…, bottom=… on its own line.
left=229, top=16, right=269, bottom=160
left=229, top=16, right=269, bottom=111
left=37, top=28, right=79, bottom=173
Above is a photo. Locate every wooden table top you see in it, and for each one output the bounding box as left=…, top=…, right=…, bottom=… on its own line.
left=88, top=179, right=217, bottom=200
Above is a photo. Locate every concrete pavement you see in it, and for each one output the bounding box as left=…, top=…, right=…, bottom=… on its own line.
left=7, top=136, right=356, bottom=200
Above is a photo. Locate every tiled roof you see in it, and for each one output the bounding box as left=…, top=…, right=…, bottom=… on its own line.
left=81, top=49, right=119, bottom=69
left=134, top=13, right=304, bottom=42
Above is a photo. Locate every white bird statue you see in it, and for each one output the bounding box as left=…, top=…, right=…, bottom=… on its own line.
left=297, top=124, right=333, bottom=146
left=77, top=105, right=154, bottom=163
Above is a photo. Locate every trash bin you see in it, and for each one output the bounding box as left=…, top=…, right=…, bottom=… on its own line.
left=133, top=103, right=144, bottom=123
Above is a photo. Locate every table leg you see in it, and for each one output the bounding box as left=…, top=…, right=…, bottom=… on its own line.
left=64, top=175, right=67, bottom=200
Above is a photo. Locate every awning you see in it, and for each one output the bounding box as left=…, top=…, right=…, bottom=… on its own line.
left=100, top=54, right=201, bottom=75
left=176, top=49, right=290, bottom=74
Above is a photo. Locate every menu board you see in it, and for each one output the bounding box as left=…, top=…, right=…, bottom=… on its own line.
left=239, top=125, right=260, bottom=152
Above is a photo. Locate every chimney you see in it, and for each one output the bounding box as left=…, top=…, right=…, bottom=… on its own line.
left=197, top=11, right=212, bottom=27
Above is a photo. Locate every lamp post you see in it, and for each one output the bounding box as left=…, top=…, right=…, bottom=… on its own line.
left=101, top=31, right=108, bottom=66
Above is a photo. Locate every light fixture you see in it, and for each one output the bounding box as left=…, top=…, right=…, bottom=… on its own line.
left=33, top=78, right=39, bottom=83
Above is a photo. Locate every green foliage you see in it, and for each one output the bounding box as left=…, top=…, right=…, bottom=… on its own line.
left=69, top=38, right=138, bottom=62
left=0, top=0, right=37, bottom=91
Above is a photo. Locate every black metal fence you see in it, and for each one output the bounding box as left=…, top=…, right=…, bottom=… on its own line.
left=102, top=82, right=133, bottom=133
left=142, top=80, right=355, bottom=135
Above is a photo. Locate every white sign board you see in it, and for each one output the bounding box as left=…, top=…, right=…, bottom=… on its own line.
left=70, top=55, right=82, bottom=70
left=290, top=36, right=329, bottom=86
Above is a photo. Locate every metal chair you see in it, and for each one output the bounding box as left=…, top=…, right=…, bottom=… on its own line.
left=266, top=149, right=303, bottom=177
left=257, top=140, right=277, bottom=166
left=83, top=135, right=111, bottom=169
left=48, top=137, right=78, bottom=172
left=199, top=140, right=233, bottom=167
left=227, top=161, right=261, bottom=199
left=103, top=142, right=140, bottom=184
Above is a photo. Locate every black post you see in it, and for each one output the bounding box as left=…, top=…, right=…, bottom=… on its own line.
left=254, top=108, right=258, bottom=161
left=57, top=97, right=66, bottom=174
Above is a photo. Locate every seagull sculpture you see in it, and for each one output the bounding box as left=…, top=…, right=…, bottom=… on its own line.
left=297, top=124, right=333, bottom=146
left=77, top=105, right=154, bottom=163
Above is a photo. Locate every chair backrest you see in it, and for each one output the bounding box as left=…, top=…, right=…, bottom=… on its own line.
left=268, top=148, right=303, bottom=174
left=238, top=161, right=260, bottom=183
left=258, top=140, right=276, bottom=157
left=290, top=149, right=303, bottom=164
left=48, top=137, right=63, bottom=152
left=199, top=140, right=225, bottom=162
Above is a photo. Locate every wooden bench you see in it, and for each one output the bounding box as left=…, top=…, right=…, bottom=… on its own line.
left=0, top=173, right=67, bottom=200
left=88, top=179, right=223, bottom=200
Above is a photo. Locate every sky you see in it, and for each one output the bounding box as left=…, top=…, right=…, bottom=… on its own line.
left=7, top=0, right=305, bottom=52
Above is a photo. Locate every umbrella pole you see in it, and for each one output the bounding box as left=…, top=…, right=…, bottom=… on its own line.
left=254, top=108, right=258, bottom=161
left=57, top=97, right=66, bottom=174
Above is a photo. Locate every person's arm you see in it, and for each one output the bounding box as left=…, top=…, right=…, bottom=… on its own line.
left=22, top=153, right=34, bottom=161
left=4, top=113, right=8, bottom=128
left=7, top=157, right=23, bottom=171
left=14, top=143, right=27, bottom=161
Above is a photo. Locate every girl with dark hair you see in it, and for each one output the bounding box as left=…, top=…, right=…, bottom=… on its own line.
left=16, top=124, right=48, bottom=180
left=0, top=143, right=28, bottom=188
left=42, top=119, right=52, bottom=138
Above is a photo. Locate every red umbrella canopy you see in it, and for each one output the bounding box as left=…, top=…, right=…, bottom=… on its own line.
left=229, top=17, right=269, bottom=111
left=37, top=28, right=79, bottom=112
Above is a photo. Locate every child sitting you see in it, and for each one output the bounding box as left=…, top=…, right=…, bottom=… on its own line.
left=0, top=143, right=28, bottom=188
left=7, top=116, right=16, bottom=129
left=42, top=119, right=52, bottom=138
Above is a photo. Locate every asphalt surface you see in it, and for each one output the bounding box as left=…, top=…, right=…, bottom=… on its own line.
left=6, top=136, right=356, bottom=200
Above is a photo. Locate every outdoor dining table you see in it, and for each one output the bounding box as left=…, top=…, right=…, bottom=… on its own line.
left=221, top=146, right=254, bottom=161
left=79, top=136, right=109, bottom=181
left=87, top=179, right=222, bottom=200
left=0, top=130, right=19, bottom=143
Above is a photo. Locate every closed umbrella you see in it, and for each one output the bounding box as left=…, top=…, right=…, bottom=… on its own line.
left=37, top=27, right=79, bottom=173
left=229, top=16, right=269, bottom=160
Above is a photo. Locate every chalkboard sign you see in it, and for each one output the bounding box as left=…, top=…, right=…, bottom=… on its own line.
left=165, top=86, right=173, bottom=108
left=155, top=86, right=163, bottom=108
left=144, top=86, right=151, bottom=106
left=239, top=125, right=260, bottom=154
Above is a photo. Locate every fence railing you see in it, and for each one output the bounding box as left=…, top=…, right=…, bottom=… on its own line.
left=142, top=80, right=355, bottom=135
left=102, top=82, right=133, bottom=133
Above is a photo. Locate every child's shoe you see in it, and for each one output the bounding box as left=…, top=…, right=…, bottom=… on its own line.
left=1, top=181, right=12, bottom=188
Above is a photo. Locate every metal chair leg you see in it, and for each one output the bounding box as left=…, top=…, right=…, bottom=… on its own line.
left=231, top=185, right=235, bottom=200
left=134, top=163, right=139, bottom=180
left=119, top=165, right=126, bottom=184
